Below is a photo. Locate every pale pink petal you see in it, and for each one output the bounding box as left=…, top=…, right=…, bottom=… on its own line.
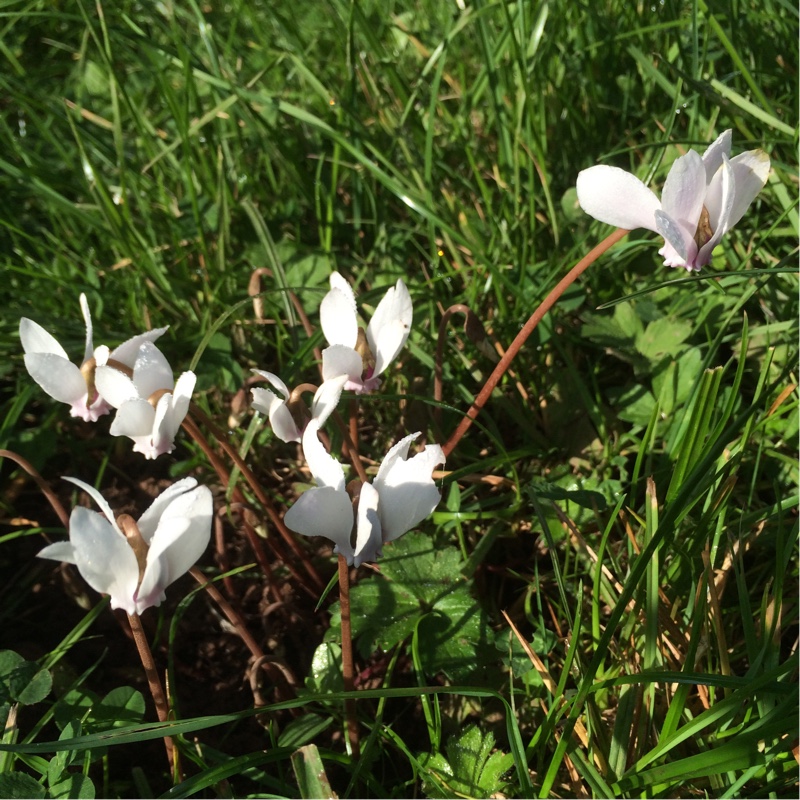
left=251, top=370, right=291, bottom=401
left=132, top=342, right=174, bottom=399
left=660, top=150, right=706, bottom=233
left=353, top=482, right=383, bottom=566
left=110, top=398, right=155, bottom=438
left=655, top=211, right=697, bottom=269
left=701, top=130, right=732, bottom=181
left=95, top=365, right=138, bottom=409
left=269, top=403, right=302, bottom=444
left=19, top=318, right=69, bottom=359
left=697, top=156, right=735, bottom=268
left=302, top=419, right=345, bottom=491
left=62, top=506, right=141, bottom=614
left=64, top=476, right=120, bottom=529
left=110, top=327, right=169, bottom=367
left=311, top=375, right=347, bottom=426
left=23, top=353, right=87, bottom=407
left=374, top=435, right=445, bottom=542
left=321, top=345, right=364, bottom=390
left=136, top=477, right=199, bottom=543
left=79, top=294, right=94, bottom=364
left=576, top=165, right=661, bottom=231
left=367, top=279, right=413, bottom=377
left=136, top=485, right=212, bottom=612
left=320, top=273, right=358, bottom=348
left=723, top=149, right=770, bottom=230
left=284, top=486, right=354, bottom=562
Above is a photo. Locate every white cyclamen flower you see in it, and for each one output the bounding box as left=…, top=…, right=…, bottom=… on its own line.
left=251, top=372, right=347, bottom=443
left=95, top=341, right=195, bottom=460
left=38, top=477, right=212, bottom=615
left=284, top=419, right=444, bottom=567
left=19, top=293, right=167, bottom=421
left=320, top=272, right=412, bottom=393
left=576, top=130, right=770, bottom=271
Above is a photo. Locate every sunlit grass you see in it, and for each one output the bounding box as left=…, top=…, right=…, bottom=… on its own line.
left=0, top=0, right=797, bottom=797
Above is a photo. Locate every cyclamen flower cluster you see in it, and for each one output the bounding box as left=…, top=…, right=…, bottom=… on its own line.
left=20, top=294, right=194, bottom=459
left=252, top=272, right=444, bottom=566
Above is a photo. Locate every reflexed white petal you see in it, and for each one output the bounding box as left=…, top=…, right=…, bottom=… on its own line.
left=79, top=294, right=94, bottom=364
left=132, top=342, right=174, bottom=399
left=321, top=345, right=363, bottom=385
left=251, top=387, right=280, bottom=417
left=95, top=365, right=138, bottom=409
left=698, top=156, right=735, bottom=268
left=19, top=318, right=69, bottom=359
left=23, top=353, right=87, bottom=406
left=576, top=165, right=661, bottom=231
left=136, top=485, right=212, bottom=612
left=353, top=482, right=383, bottom=566
left=654, top=211, right=696, bottom=267
left=148, top=372, right=193, bottom=459
left=374, top=435, right=444, bottom=542
left=320, top=274, right=358, bottom=348
left=284, top=486, right=354, bottom=562
left=660, top=150, right=706, bottom=232
left=111, top=327, right=169, bottom=367
left=302, top=419, right=345, bottom=491
left=64, top=476, right=120, bottom=529
left=37, top=541, right=78, bottom=564
left=136, top=477, right=199, bottom=543
left=66, top=506, right=140, bottom=615
left=94, top=345, right=110, bottom=367
left=110, top=398, right=155, bottom=437
left=723, top=149, right=770, bottom=230
left=251, top=370, right=291, bottom=401
left=701, top=129, right=732, bottom=180
left=311, top=375, right=347, bottom=426
left=367, top=279, right=413, bottom=377
left=251, top=387, right=301, bottom=442
left=270, top=401, right=302, bottom=443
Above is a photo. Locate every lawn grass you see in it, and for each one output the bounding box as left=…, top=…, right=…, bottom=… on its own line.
left=0, top=0, right=797, bottom=797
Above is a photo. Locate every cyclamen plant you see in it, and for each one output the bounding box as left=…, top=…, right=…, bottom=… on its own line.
left=11, top=128, right=771, bottom=782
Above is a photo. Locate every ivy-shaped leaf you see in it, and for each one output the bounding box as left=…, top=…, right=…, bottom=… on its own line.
left=419, top=725, right=514, bottom=798
left=326, top=533, right=493, bottom=682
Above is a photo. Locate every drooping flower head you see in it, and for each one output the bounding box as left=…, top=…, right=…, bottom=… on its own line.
left=251, top=371, right=347, bottom=443
left=320, top=272, right=412, bottom=393
left=576, top=130, right=770, bottom=271
left=95, top=341, right=195, bottom=460
left=284, top=419, right=444, bottom=567
left=38, top=477, right=213, bottom=615
left=19, top=293, right=168, bottom=421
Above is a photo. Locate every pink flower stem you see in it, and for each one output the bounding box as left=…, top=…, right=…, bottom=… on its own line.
left=338, top=554, right=360, bottom=758
left=126, top=611, right=177, bottom=778
left=442, top=228, right=630, bottom=457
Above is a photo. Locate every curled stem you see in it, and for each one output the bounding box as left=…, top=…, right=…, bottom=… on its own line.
left=338, top=554, right=360, bottom=758
left=443, top=228, right=629, bottom=457
left=0, top=449, right=69, bottom=531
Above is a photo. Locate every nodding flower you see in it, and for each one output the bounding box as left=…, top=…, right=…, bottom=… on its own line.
left=576, top=130, right=770, bottom=271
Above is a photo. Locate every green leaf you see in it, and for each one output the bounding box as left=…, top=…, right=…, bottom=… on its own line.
left=419, top=726, right=514, bottom=798
left=88, top=687, right=145, bottom=731
left=330, top=533, right=492, bottom=681
left=48, top=775, right=95, bottom=800
left=0, top=772, right=46, bottom=799
left=635, top=316, right=693, bottom=361
left=0, top=652, right=51, bottom=707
